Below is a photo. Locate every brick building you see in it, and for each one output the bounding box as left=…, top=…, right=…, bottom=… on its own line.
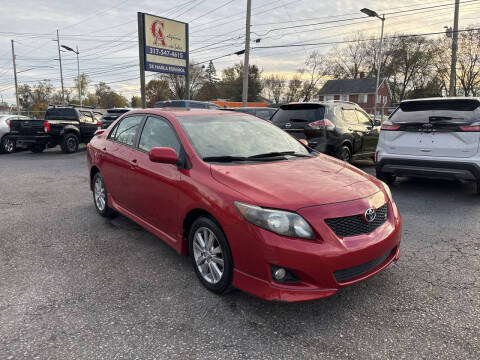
left=318, top=75, right=392, bottom=115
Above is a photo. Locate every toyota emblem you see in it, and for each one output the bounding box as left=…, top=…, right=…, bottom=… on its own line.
left=363, top=208, right=376, bottom=223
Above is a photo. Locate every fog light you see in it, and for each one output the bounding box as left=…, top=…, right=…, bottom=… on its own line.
left=273, top=267, right=286, bottom=281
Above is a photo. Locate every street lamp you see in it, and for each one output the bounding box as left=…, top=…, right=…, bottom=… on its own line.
left=61, top=45, right=82, bottom=106
left=361, top=8, right=385, bottom=119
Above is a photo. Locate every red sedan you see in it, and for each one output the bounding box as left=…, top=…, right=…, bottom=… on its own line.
left=87, top=109, right=401, bottom=302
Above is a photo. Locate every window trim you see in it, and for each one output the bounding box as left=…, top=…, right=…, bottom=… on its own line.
left=135, top=115, right=182, bottom=155
left=107, top=114, right=146, bottom=148
left=342, top=108, right=359, bottom=125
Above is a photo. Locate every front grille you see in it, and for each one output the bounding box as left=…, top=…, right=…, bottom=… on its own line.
left=333, top=249, right=393, bottom=283
left=325, top=204, right=388, bottom=238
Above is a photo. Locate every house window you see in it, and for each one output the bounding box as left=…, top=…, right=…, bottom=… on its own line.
left=383, top=96, right=387, bottom=104
left=376, top=94, right=382, bottom=103
left=340, top=94, right=349, bottom=101
left=358, top=94, right=368, bottom=103
left=326, top=95, right=334, bottom=101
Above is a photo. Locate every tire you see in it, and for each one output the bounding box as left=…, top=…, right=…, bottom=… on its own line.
left=188, top=217, right=233, bottom=294
left=61, top=133, right=79, bottom=153
left=377, top=170, right=396, bottom=185
left=1, top=136, right=16, bottom=154
left=92, top=172, right=116, bottom=218
left=337, top=145, right=352, bottom=163
left=30, top=144, right=46, bottom=153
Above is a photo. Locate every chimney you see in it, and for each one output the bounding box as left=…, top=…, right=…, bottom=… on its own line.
left=359, top=72, right=365, bottom=79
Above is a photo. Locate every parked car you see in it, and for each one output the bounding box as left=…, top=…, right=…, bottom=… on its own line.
left=87, top=109, right=401, bottom=302
left=270, top=101, right=381, bottom=162
left=99, top=108, right=132, bottom=129
left=0, top=114, right=31, bottom=153
left=225, top=107, right=277, bottom=120
left=154, top=100, right=221, bottom=109
left=9, top=105, right=103, bottom=153
left=376, top=97, right=480, bottom=193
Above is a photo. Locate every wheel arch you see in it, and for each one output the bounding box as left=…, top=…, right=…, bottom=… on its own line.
left=90, top=165, right=100, bottom=190
left=181, top=208, right=221, bottom=256
left=61, top=125, right=80, bottom=137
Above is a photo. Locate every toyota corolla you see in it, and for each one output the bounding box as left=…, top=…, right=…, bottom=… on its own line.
left=87, top=109, right=401, bottom=302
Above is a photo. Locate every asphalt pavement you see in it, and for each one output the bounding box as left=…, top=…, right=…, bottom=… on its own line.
left=0, top=147, right=479, bottom=359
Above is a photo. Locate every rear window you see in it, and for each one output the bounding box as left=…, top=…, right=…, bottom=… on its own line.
left=45, top=108, right=77, bottom=120
left=400, top=99, right=480, bottom=112
left=271, top=104, right=326, bottom=127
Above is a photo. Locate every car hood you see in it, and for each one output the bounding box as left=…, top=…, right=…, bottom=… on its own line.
left=210, top=155, right=381, bottom=211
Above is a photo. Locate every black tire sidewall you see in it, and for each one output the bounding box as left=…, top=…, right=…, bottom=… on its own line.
left=62, top=134, right=79, bottom=153
left=339, top=145, right=351, bottom=163
left=188, top=217, right=233, bottom=294
left=376, top=170, right=396, bottom=185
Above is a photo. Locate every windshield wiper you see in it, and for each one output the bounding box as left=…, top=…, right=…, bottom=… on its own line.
left=247, top=151, right=311, bottom=159
left=202, top=155, right=249, bottom=162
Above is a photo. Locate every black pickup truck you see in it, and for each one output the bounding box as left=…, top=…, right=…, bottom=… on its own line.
left=9, top=106, right=103, bottom=153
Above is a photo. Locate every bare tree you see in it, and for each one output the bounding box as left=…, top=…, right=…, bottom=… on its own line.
left=163, top=63, right=206, bottom=99
left=456, top=28, right=480, bottom=96
left=299, top=51, right=331, bottom=101
left=284, top=76, right=303, bottom=102
left=263, top=74, right=285, bottom=104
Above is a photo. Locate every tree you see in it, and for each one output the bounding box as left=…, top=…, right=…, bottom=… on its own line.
left=145, top=79, right=171, bottom=107
left=161, top=63, right=206, bottom=99
left=284, top=76, right=303, bottom=102
left=263, top=74, right=285, bottom=104
left=130, top=96, right=142, bottom=108
left=331, top=34, right=369, bottom=79
left=94, top=82, right=127, bottom=108
left=298, top=51, right=330, bottom=101
left=456, top=28, right=480, bottom=96
left=74, top=73, right=89, bottom=101
left=219, top=63, right=263, bottom=101
left=197, top=61, right=219, bottom=100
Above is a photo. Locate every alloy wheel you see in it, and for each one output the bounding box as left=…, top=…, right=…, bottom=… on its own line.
left=192, top=227, right=224, bottom=284
left=4, top=138, right=14, bottom=153
left=94, top=176, right=106, bottom=211
left=67, top=137, right=77, bottom=152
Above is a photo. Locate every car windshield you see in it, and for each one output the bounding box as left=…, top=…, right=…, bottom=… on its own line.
left=177, top=114, right=310, bottom=160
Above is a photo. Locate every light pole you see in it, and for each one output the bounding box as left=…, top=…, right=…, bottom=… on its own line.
left=61, top=44, right=82, bottom=106
left=361, top=8, right=385, bottom=119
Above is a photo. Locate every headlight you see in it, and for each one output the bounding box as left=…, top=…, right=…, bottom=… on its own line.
left=234, top=201, right=315, bottom=239
left=380, top=181, right=393, bottom=201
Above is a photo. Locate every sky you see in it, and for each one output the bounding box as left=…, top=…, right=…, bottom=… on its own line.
left=0, top=0, right=479, bottom=105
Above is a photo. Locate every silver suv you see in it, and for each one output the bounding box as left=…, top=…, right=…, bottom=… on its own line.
left=376, top=97, right=480, bottom=193
left=0, top=114, right=31, bottom=154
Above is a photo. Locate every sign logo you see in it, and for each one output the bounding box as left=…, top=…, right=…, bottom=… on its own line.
left=151, top=20, right=166, bottom=46
left=363, top=208, right=377, bottom=223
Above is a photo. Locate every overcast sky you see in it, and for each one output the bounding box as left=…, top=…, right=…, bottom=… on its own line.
left=1, top=0, right=479, bottom=104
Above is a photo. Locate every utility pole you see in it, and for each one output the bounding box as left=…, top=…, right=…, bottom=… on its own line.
left=76, top=46, right=81, bottom=106
left=375, top=16, right=385, bottom=119
left=56, top=30, right=65, bottom=105
left=11, top=40, right=20, bottom=115
left=449, top=0, right=460, bottom=97
left=242, top=0, right=252, bottom=107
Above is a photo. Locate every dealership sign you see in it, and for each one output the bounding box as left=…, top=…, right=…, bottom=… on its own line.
left=138, top=12, right=189, bottom=76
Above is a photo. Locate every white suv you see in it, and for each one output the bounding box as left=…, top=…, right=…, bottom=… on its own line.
left=375, top=97, right=480, bottom=193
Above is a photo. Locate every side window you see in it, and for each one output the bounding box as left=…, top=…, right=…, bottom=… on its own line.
left=79, top=111, right=94, bottom=123
left=342, top=109, right=359, bottom=125
left=138, top=116, right=181, bottom=154
left=356, top=110, right=372, bottom=126
left=188, top=102, right=206, bottom=109
left=110, top=115, right=143, bottom=146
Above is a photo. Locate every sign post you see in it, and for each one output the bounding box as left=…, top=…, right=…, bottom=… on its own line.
left=138, top=12, right=189, bottom=107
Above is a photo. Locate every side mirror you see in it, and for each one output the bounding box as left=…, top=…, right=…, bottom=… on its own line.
left=149, top=147, right=178, bottom=164
left=374, top=119, right=381, bottom=126
left=298, top=138, right=309, bottom=147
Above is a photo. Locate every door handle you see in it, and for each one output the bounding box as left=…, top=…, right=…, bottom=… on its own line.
left=130, top=159, right=138, bottom=167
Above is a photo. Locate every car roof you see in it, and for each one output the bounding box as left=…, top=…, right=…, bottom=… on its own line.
left=126, top=108, right=252, bottom=118
left=401, top=97, right=480, bottom=103
left=231, top=107, right=273, bottom=110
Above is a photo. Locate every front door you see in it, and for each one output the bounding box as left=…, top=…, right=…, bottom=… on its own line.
left=356, top=110, right=379, bottom=155
left=341, top=109, right=362, bottom=153
left=79, top=111, right=99, bottom=142
left=128, top=116, right=182, bottom=238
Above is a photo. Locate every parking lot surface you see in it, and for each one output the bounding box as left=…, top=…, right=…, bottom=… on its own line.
left=1, top=148, right=479, bottom=359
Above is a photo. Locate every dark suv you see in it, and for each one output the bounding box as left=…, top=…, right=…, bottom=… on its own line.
left=9, top=105, right=103, bottom=153
left=99, top=108, right=132, bottom=129
left=270, top=101, right=381, bottom=162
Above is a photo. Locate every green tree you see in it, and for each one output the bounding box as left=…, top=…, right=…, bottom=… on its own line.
left=94, top=82, right=127, bottom=108
left=131, top=96, right=142, bottom=108
left=219, top=63, right=263, bottom=101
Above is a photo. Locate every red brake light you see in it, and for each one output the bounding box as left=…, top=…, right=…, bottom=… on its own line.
left=459, top=123, right=480, bottom=132
left=44, top=121, right=50, bottom=133
left=6, top=119, right=10, bottom=128
left=308, top=119, right=335, bottom=130
left=380, top=122, right=400, bottom=131
left=98, top=121, right=103, bottom=129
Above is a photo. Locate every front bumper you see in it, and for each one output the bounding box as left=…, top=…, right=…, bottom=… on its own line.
left=376, top=157, right=480, bottom=182
left=229, top=192, right=402, bottom=302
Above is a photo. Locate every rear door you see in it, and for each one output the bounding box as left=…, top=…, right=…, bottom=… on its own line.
left=271, top=104, right=325, bottom=139
left=341, top=108, right=362, bottom=153
left=384, top=99, right=480, bottom=158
